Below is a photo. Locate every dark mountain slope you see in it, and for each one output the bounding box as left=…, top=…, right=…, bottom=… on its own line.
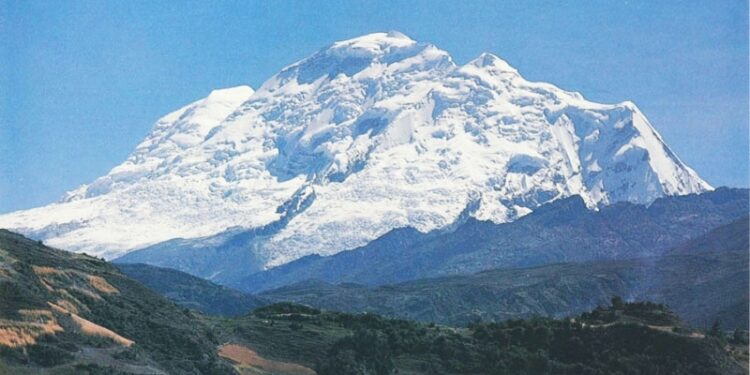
left=642, top=216, right=749, bottom=330
left=261, top=261, right=642, bottom=325
left=116, top=263, right=268, bottom=317
left=239, top=188, right=748, bottom=292
left=262, top=217, right=749, bottom=329
left=0, top=229, right=235, bottom=374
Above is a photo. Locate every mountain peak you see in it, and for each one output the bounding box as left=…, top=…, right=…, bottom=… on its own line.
left=0, top=33, right=711, bottom=265
left=468, top=52, right=518, bottom=73
left=329, top=31, right=417, bottom=53
left=385, top=30, right=411, bottom=39
left=266, top=31, right=452, bottom=90
left=206, top=85, right=254, bottom=101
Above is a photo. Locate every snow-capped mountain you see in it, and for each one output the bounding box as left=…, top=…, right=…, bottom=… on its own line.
left=0, top=32, right=710, bottom=265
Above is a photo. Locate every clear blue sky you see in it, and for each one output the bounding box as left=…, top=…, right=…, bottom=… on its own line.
left=1, top=0, right=747, bottom=213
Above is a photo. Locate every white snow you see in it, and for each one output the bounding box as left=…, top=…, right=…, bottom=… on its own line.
left=0, top=32, right=711, bottom=265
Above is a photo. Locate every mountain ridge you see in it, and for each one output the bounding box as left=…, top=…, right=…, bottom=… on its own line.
left=259, top=216, right=749, bottom=329
left=231, top=187, right=747, bottom=290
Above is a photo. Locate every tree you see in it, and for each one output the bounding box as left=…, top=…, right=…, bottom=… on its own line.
left=611, top=296, right=624, bottom=310
left=731, top=329, right=748, bottom=345
left=708, top=319, right=722, bottom=338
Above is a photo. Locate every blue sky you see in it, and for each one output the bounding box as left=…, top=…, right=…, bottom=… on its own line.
left=1, top=0, right=747, bottom=213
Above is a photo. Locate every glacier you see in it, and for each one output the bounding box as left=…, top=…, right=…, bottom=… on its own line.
left=0, top=31, right=710, bottom=266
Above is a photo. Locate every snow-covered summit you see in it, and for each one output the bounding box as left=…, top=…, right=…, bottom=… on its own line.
left=468, top=52, right=518, bottom=74
left=63, top=85, right=255, bottom=202
left=0, top=32, right=710, bottom=264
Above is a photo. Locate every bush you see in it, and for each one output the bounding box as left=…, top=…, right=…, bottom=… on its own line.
left=27, top=344, right=74, bottom=367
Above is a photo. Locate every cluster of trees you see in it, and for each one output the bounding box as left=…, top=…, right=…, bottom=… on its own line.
left=579, top=298, right=678, bottom=326
left=314, top=299, right=738, bottom=375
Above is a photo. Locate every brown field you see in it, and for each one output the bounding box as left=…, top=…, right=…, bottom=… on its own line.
left=57, top=289, right=89, bottom=313
left=0, top=310, right=64, bottom=348
left=70, top=313, right=134, bottom=347
left=32, top=265, right=115, bottom=301
left=218, top=343, right=316, bottom=375
left=48, top=301, right=68, bottom=314
left=49, top=301, right=134, bottom=347
left=88, top=275, right=119, bottom=294
left=31, top=265, right=64, bottom=276
left=54, top=299, right=80, bottom=315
